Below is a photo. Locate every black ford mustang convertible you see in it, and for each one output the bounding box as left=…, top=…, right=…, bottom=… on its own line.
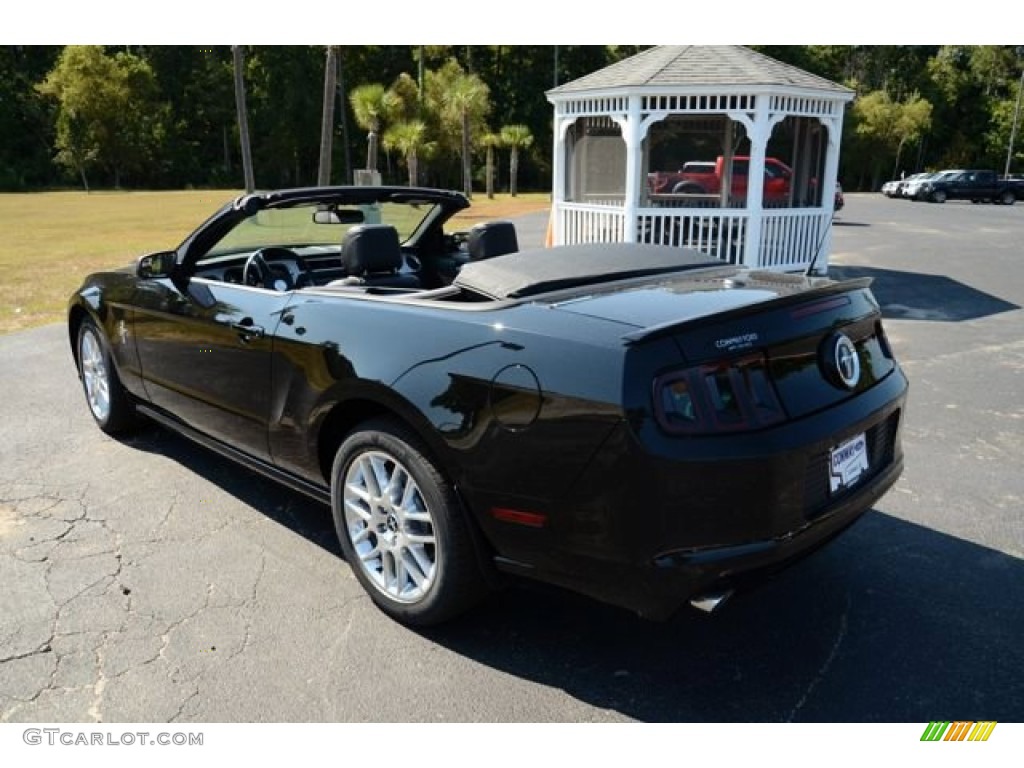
left=69, top=186, right=907, bottom=625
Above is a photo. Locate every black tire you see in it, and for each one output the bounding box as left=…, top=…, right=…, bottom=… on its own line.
left=330, top=418, right=487, bottom=626
left=76, top=318, right=138, bottom=435
left=932, top=189, right=947, bottom=203
left=1000, top=190, right=1015, bottom=206
left=671, top=181, right=705, bottom=194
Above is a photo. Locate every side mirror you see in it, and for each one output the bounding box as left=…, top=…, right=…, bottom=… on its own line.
left=137, top=251, right=176, bottom=279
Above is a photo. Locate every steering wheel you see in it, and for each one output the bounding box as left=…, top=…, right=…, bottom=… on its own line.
left=242, top=250, right=272, bottom=288
left=242, top=247, right=296, bottom=292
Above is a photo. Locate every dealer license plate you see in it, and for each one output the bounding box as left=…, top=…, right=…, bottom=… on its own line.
left=829, top=433, right=868, bottom=494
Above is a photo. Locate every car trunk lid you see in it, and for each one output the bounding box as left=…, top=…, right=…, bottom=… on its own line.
left=551, top=268, right=896, bottom=421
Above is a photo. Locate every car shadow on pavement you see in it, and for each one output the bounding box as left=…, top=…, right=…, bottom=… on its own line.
left=120, top=425, right=341, bottom=557
left=423, top=511, right=1024, bottom=722
left=829, top=265, right=1020, bottom=321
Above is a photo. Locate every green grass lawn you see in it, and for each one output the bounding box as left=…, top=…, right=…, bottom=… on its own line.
left=0, top=190, right=551, bottom=335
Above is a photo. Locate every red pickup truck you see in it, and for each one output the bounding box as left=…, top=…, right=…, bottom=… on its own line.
left=648, top=155, right=844, bottom=210
left=648, top=156, right=794, bottom=201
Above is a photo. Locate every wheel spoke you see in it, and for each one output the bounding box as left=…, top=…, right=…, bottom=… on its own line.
left=402, top=550, right=428, bottom=589
left=381, top=550, right=397, bottom=591
left=357, top=456, right=382, bottom=497
left=369, top=455, right=391, bottom=497
left=393, top=552, right=409, bottom=595
left=345, top=482, right=372, bottom=504
left=344, top=494, right=372, bottom=522
left=397, top=468, right=417, bottom=508
left=404, top=531, right=435, bottom=546
left=405, top=545, right=434, bottom=583
left=356, top=539, right=380, bottom=563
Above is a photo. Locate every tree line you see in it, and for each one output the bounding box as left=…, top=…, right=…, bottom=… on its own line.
left=2, top=45, right=1022, bottom=194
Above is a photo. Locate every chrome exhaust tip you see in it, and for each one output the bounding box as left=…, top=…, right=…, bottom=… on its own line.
left=689, top=589, right=734, bottom=614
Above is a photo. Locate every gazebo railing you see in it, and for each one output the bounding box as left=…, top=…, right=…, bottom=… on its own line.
left=637, top=206, right=748, bottom=264
left=558, top=202, right=627, bottom=244
left=758, top=209, right=831, bottom=270
left=556, top=202, right=830, bottom=271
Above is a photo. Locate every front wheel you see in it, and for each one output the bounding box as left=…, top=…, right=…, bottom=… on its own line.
left=931, top=189, right=947, bottom=203
left=76, top=318, right=138, bottom=434
left=330, top=418, right=487, bottom=626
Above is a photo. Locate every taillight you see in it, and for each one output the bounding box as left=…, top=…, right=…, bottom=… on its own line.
left=876, top=321, right=894, bottom=359
left=653, top=354, right=785, bottom=435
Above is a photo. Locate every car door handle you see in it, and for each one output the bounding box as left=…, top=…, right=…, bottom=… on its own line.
left=231, top=319, right=265, bottom=342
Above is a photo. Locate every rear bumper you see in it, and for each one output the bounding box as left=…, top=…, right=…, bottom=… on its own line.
left=493, top=370, right=907, bottom=620
left=639, top=453, right=902, bottom=618
left=501, top=453, right=900, bottom=621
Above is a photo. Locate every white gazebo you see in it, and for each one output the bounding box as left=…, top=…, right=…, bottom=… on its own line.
left=547, top=46, right=854, bottom=273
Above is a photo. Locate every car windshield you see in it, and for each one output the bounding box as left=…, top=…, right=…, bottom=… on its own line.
left=205, top=201, right=440, bottom=258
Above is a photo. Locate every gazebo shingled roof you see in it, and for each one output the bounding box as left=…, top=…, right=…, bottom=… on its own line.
left=549, top=45, right=852, bottom=96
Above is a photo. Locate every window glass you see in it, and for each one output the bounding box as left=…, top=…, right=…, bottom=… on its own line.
left=204, top=202, right=439, bottom=259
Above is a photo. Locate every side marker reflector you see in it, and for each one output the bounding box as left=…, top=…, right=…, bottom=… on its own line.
left=491, top=507, right=547, bottom=528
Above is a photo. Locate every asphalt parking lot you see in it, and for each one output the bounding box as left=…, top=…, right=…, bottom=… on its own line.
left=1, top=194, right=1021, bottom=722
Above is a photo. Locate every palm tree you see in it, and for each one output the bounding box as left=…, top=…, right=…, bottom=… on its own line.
left=232, top=45, right=255, bottom=192
left=441, top=71, right=489, bottom=198
left=383, top=120, right=429, bottom=187
left=317, top=46, right=339, bottom=186
left=481, top=131, right=501, bottom=199
left=500, top=124, right=533, bottom=197
left=349, top=83, right=399, bottom=173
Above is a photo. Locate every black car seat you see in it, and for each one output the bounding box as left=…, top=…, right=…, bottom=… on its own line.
left=466, top=220, right=519, bottom=261
left=332, top=224, right=420, bottom=289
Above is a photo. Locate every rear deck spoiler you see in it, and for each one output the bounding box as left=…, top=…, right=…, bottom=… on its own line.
left=620, top=277, right=875, bottom=345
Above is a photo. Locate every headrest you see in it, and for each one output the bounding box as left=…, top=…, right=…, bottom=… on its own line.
left=341, top=224, right=403, bottom=275
left=467, top=220, right=519, bottom=261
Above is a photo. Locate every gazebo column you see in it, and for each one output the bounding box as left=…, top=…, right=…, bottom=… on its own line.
left=813, top=114, right=844, bottom=274
left=734, top=100, right=786, bottom=268
left=612, top=96, right=644, bottom=244
left=730, top=104, right=767, bottom=268
left=550, top=113, right=574, bottom=247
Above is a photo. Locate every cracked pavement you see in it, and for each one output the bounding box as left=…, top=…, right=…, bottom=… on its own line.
left=1, top=200, right=1022, bottom=722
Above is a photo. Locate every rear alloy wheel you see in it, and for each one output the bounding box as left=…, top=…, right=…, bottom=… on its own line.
left=1000, top=190, right=1015, bottom=206
left=331, top=418, right=486, bottom=625
left=932, top=189, right=947, bottom=203
left=76, top=318, right=138, bottom=434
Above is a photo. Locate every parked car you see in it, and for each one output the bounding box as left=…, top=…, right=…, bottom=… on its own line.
left=69, top=186, right=908, bottom=626
left=918, top=169, right=1022, bottom=204
left=649, top=157, right=844, bottom=210
left=894, top=172, right=931, bottom=198
left=904, top=171, right=956, bottom=201
left=880, top=179, right=901, bottom=197
left=649, top=156, right=794, bottom=203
